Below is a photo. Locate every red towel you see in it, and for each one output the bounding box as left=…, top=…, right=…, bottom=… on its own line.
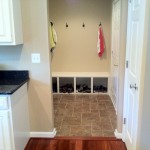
left=97, top=26, right=105, bottom=57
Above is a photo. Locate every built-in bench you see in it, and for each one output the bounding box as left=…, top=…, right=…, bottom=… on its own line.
left=52, top=72, right=109, bottom=94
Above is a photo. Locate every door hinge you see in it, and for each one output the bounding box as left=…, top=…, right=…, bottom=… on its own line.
left=124, top=118, right=126, bottom=124
left=126, top=60, right=129, bottom=68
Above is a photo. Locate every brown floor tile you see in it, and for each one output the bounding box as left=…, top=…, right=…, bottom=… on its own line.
left=54, top=94, right=116, bottom=137
left=92, top=130, right=103, bottom=137
left=62, top=116, right=81, bottom=126
left=53, top=94, right=62, bottom=100
left=91, top=119, right=101, bottom=126
left=61, top=94, right=76, bottom=100
left=82, top=113, right=100, bottom=126
left=92, top=125, right=102, bottom=131
left=100, top=110, right=110, bottom=117
left=98, top=104, right=107, bottom=110
left=82, top=105, right=90, bottom=112
left=103, top=130, right=115, bottom=137
left=54, top=103, right=67, bottom=109
left=97, top=100, right=106, bottom=105
left=70, top=126, right=91, bottom=136
left=105, top=100, right=114, bottom=106
left=91, top=103, right=99, bottom=110
left=102, top=123, right=113, bottom=131
left=56, top=125, right=71, bottom=136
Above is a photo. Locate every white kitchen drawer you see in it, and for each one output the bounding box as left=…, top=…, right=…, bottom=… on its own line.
left=0, top=96, right=9, bottom=110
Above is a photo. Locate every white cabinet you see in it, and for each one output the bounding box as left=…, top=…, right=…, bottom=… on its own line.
left=0, top=83, right=29, bottom=150
left=0, top=111, right=12, bottom=150
left=0, top=0, right=23, bottom=45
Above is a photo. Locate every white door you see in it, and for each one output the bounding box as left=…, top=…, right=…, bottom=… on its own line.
left=123, top=0, right=146, bottom=149
left=111, top=0, right=121, bottom=109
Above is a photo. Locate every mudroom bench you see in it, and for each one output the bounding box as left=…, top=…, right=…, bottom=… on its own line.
left=52, top=72, right=109, bottom=94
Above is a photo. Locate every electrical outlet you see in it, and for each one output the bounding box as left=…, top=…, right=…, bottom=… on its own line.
left=31, top=53, right=41, bottom=63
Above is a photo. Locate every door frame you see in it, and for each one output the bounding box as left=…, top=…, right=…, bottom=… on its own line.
left=123, top=0, right=150, bottom=149
left=110, top=0, right=128, bottom=137
left=110, top=0, right=121, bottom=111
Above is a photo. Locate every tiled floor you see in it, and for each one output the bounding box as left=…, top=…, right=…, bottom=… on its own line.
left=53, top=94, right=117, bottom=137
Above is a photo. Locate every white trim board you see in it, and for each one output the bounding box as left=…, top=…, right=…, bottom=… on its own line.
left=52, top=72, right=109, bottom=77
left=109, top=93, right=117, bottom=112
left=30, top=128, right=56, bottom=138
left=114, top=129, right=122, bottom=139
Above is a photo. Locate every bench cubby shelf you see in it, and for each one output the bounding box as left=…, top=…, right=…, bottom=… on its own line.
left=52, top=72, right=109, bottom=94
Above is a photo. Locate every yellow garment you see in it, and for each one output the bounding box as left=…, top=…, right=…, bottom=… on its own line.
left=49, top=24, right=57, bottom=50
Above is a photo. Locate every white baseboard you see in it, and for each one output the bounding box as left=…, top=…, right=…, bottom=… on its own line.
left=30, top=128, right=57, bottom=138
left=114, top=129, right=122, bottom=139
left=109, top=92, right=117, bottom=112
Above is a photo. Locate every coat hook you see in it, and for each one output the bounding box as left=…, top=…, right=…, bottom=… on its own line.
left=66, top=22, right=68, bottom=28
left=82, top=22, right=85, bottom=28
left=50, top=22, right=53, bottom=26
left=99, top=22, right=102, bottom=26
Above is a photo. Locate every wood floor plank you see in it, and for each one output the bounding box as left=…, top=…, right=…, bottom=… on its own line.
left=25, top=137, right=127, bottom=150
left=75, top=140, right=82, bottom=150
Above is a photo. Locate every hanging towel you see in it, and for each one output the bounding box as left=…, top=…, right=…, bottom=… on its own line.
left=49, top=22, right=57, bottom=52
left=97, top=25, right=105, bottom=57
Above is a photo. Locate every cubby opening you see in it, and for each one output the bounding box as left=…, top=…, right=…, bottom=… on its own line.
left=76, top=77, right=91, bottom=93
left=52, top=77, right=57, bottom=93
left=93, top=77, right=108, bottom=93
left=59, top=77, right=74, bottom=93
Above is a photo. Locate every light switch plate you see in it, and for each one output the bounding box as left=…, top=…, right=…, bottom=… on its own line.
left=31, top=53, right=41, bottom=63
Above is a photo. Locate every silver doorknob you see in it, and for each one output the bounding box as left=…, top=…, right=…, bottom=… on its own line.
left=130, top=84, right=138, bottom=90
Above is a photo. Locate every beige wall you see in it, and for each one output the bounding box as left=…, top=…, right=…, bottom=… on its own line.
left=0, top=0, right=53, bottom=132
left=49, top=0, right=112, bottom=72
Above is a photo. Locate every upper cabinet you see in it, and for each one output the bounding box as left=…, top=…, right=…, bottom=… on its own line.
left=0, top=0, right=23, bottom=45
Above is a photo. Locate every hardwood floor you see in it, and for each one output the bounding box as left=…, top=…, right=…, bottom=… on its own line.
left=25, top=137, right=127, bottom=150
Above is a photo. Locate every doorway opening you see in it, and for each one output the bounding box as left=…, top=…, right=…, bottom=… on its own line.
left=48, top=0, right=127, bottom=137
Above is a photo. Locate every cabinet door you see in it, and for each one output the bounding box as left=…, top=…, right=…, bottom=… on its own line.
left=0, top=0, right=12, bottom=42
left=0, top=111, right=13, bottom=150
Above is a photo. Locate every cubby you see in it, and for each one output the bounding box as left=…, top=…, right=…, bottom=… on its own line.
left=76, top=77, right=91, bottom=93
left=59, top=77, right=74, bottom=93
left=52, top=72, right=109, bottom=94
left=93, top=77, right=108, bottom=93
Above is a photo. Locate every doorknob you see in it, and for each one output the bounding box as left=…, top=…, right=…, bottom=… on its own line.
left=130, top=84, right=138, bottom=90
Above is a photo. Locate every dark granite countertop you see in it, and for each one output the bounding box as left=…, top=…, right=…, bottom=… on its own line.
left=0, top=71, right=29, bottom=95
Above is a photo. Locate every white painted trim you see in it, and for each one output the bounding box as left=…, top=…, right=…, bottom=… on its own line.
left=52, top=72, right=109, bottom=77
left=114, top=129, right=122, bottom=139
left=109, top=93, right=117, bottom=112
left=122, top=125, right=126, bottom=142
left=30, top=128, right=56, bottom=138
